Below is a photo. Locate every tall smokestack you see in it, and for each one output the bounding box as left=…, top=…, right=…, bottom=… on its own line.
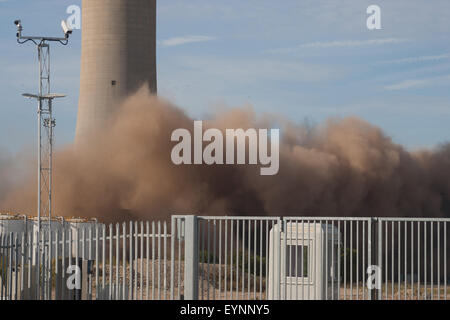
left=75, top=0, right=157, bottom=143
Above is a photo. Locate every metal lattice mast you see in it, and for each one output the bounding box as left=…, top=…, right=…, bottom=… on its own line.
left=15, top=19, right=72, bottom=299
left=15, top=20, right=71, bottom=233
left=38, top=43, right=53, bottom=233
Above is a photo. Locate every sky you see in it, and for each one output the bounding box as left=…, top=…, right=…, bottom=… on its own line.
left=0, top=0, right=449, bottom=154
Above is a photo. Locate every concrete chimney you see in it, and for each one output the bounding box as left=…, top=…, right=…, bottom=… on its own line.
left=75, top=0, right=157, bottom=144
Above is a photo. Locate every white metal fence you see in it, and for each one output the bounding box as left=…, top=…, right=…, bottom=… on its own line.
left=0, top=221, right=174, bottom=300
left=0, top=216, right=449, bottom=300
left=179, top=216, right=449, bottom=301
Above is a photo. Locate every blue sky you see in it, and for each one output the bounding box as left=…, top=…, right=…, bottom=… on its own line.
left=0, top=0, right=449, bottom=154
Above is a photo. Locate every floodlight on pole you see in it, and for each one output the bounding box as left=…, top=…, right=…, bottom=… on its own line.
left=15, top=19, right=71, bottom=300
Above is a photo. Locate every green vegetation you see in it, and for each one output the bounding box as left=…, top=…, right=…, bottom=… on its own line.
left=340, top=247, right=358, bottom=282
left=199, top=250, right=267, bottom=277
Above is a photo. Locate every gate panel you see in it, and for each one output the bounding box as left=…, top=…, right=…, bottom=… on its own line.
left=194, top=216, right=280, bottom=300
left=279, top=217, right=373, bottom=300
left=377, top=218, right=449, bottom=300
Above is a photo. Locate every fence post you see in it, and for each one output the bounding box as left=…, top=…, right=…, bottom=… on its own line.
left=367, top=218, right=372, bottom=300
left=170, top=217, right=176, bottom=300
left=377, top=218, right=382, bottom=300
left=184, top=215, right=198, bottom=300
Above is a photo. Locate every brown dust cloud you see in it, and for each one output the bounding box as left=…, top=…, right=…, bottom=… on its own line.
left=1, top=87, right=449, bottom=222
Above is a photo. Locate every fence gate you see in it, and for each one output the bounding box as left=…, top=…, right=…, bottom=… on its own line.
left=173, top=216, right=281, bottom=300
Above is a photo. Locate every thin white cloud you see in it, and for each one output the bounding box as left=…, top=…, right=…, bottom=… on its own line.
left=163, top=55, right=347, bottom=86
left=385, top=79, right=429, bottom=90
left=267, top=38, right=410, bottom=54
left=385, top=74, right=450, bottom=90
left=159, top=35, right=216, bottom=47
left=380, top=53, right=450, bottom=64
left=301, top=38, right=410, bottom=48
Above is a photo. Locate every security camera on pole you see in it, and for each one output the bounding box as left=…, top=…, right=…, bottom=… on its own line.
left=15, top=18, right=72, bottom=300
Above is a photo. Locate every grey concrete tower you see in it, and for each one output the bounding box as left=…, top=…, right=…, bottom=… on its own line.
left=75, top=0, right=157, bottom=143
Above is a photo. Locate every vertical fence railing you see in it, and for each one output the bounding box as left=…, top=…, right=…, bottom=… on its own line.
left=377, top=218, right=449, bottom=300
left=280, top=217, right=373, bottom=300
left=191, top=216, right=280, bottom=300
left=180, top=216, right=449, bottom=301
left=170, top=216, right=186, bottom=300
left=0, top=219, right=176, bottom=300
left=94, top=220, right=173, bottom=300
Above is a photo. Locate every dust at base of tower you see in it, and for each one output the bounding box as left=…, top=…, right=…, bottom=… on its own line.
left=75, top=0, right=157, bottom=144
